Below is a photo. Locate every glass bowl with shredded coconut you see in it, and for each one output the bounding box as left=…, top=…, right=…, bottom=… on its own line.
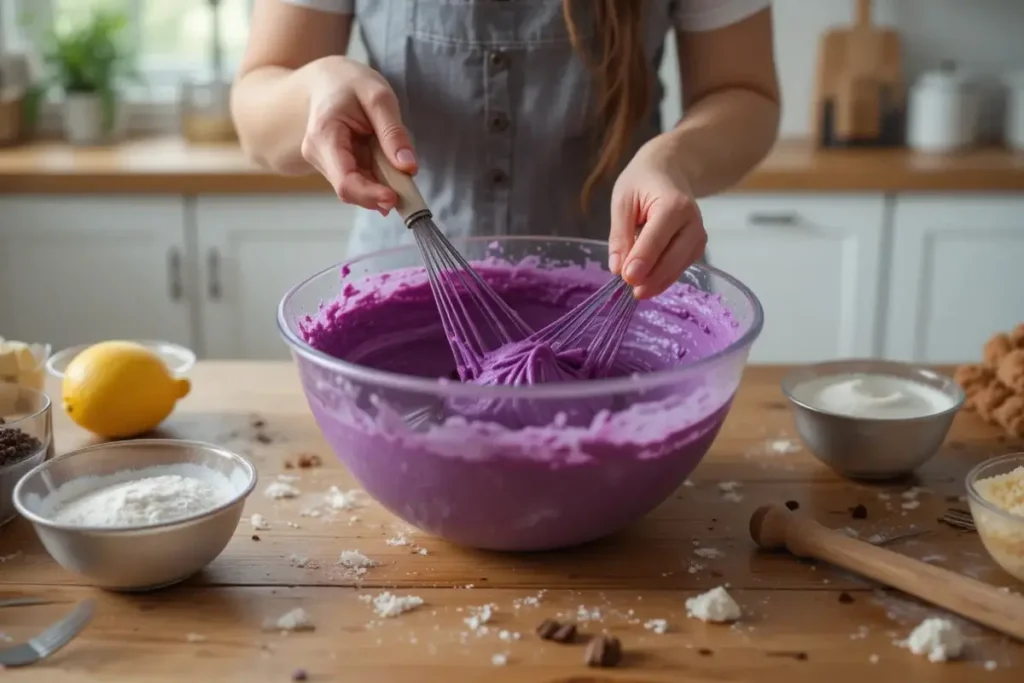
left=13, top=438, right=256, bottom=591
left=967, top=452, right=1024, bottom=582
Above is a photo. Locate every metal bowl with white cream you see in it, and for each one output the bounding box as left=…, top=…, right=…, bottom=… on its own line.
left=781, top=359, right=965, bottom=480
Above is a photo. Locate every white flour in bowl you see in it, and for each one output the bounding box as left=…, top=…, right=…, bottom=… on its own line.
left=42, top=464, right=237, bottom=528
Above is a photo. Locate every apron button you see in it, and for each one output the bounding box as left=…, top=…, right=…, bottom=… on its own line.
left=486, top=169, right=509, bottom=187
left=488, top=113, right=510, bottom=133
left=488, top=50, right=508, bottom=70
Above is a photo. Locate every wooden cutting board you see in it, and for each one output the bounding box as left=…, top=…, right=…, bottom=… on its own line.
left=813, top=0, right=904, bottom=147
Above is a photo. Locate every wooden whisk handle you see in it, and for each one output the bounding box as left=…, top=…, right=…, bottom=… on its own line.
left=369, top=138, right=430, bottom=225
left=750, top=505, right=1024, bottom=642
left=855, top=0, right=872, bottom=27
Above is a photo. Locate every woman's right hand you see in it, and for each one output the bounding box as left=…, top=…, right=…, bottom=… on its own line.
left=301, top=56, right=417, bottom=215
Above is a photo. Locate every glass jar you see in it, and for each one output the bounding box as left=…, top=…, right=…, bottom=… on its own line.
left=179, top=78, right=236, bottom=143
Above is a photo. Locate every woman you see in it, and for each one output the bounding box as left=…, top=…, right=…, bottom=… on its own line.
left=232, top=0, right=780, bottom=299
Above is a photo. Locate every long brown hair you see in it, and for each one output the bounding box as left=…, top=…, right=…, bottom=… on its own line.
left=563, top=0, right=652, bottom=211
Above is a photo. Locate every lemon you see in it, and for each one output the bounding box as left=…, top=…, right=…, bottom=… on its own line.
left=62, top=341, right=191, bottom=438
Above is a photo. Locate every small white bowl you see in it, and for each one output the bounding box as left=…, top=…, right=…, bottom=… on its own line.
left=46, top=341, right=196, bottom=380
left=14, top=439, right=256, bottom=591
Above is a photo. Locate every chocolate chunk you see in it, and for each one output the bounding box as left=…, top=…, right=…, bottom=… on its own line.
left=838, top=592, right=855, bottom=604
left=291, top=669, right=308, bottom=681
left=698, top=648, right=714, bottom=656
left=767, top=650, right=808, bottom=661
left=552, top=622, right=577, bottom=643
left=785, top=500, right=800, bottom=511
left=297, top=453, right=322, bottom=469
left=850, top=504, right=868, bottom=519
left=255, top=433, right=272, bottom=445
left=251, top=418, right=266, bottom=428
left=584, top=635, right=622, bottom=668
left=535, top=619, right=560, bottom=640
left=251, top=534, right=261, bottom=542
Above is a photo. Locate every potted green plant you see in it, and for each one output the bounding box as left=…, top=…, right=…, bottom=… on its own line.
left=39, top=9, right=136, bottom=145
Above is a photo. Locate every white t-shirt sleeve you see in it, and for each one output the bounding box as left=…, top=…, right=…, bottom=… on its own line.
left=282, top=0, right=354, bottom=14
left=673, top=0, right=771, bottom=32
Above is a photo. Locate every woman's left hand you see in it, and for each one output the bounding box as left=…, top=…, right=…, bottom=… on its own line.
left=608, top=138, right=707, bottom=300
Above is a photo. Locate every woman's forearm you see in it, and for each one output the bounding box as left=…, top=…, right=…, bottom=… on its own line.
left=231, top=60, right=333, bottom=175
left=661, top=87, right=780, bottom=198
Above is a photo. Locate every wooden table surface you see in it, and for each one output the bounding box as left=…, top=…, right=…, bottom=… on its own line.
left=1, top=362, right=1022, bottom=682
left=0, top=138, right=1022, bottom=194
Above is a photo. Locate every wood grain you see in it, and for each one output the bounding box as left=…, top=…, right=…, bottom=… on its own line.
left=0, top=363, right=1021, bottom=681
left=0, top=138, right=1022, bottom=195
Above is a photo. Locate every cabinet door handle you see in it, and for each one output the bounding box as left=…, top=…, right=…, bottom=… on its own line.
left=167, top=248, right=183, bottom=301
left=748, top=212, right=802, bottom=227
left=207, top=249, right=222, bottom=300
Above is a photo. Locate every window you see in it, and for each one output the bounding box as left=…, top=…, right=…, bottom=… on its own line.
left=6, top=0, right=254, bottom=99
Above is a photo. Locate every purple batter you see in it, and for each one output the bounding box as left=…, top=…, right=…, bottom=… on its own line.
left=296, top=257, right=745, bottom=551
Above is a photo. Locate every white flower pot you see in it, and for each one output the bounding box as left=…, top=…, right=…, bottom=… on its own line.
left=63, top=93, right=113, bottom=145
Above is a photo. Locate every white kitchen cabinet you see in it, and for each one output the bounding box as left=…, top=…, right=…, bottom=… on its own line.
left=0, top=196, right=194, bottom=352
left=194, top=196, right=358, bottom=359
left=698, top=194, right=886, bottom=363
left=884, top=195, right=1024, bottom=363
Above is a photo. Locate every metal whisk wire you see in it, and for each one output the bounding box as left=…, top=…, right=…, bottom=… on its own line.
left=529, top=275, right=638, bottom=378
left=410, top=217, right=532, bottom=377
left=370, top=139, right=637, bottom=385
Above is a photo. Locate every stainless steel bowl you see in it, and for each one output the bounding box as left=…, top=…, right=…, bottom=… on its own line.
left=13, top=439, right=256, bottom=591
left=781, top=359, right=965, bottom=480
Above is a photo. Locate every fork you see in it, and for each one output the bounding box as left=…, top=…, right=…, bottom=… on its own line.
left=939, top=507, right=976, bottom=531
left=0, top=599, right=95, bottom=667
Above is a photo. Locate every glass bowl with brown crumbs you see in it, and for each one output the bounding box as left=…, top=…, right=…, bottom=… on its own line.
left=0, top=384, right=51, bottom=525
left=967, top=452, right=1024, bottom=582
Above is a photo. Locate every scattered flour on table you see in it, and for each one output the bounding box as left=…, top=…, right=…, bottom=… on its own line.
left=48, top=468, right=233, bottom=527
left=264, top=481, right=300, bottom=500
left=718, top=481, right=743, bottom=503
left=686, top=586, right=741, bottom=623
left=338, top=550, right=378, bottom=576
left=363, top=592, right=424, bottom=618
left=289, top=554, right=318, bottom=569
left=185, top=633, right=207, bottom=643
left=512, top=591, right=546, bottom=610
left=644, top=619, right=668, bottom=634
left=386, top=534, right=411, bottom=547
left=491, top=653, right=508, bottom=667
left=900, top=618, right=964, bottom=662
left=326, top=486, right=367, bottom=511
left=249, top=513, right=270, bottom=530
left=263, top=607, right=315, bottom=632
left=464, top=604, right=496, bottom=632
left=694, top=547, right=724, bottom=559
left=746, top=437, right=802, bottom=457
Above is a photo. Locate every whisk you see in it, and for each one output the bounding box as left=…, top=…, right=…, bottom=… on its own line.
left=369, top=142, right=639, bottom=426
left=370, top=142, right=532, bottom=380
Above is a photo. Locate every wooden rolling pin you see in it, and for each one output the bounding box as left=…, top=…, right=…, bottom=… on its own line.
left=750, top=504, right=1024, bottom=642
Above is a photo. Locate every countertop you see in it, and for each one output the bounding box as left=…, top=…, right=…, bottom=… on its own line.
left=0, top=138, right=1022, bottom=194
left=0, top=362, right=1020, bottom=682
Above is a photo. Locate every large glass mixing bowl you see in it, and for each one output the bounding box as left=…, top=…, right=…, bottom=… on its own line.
left=278, top=236, right=763, bottom=551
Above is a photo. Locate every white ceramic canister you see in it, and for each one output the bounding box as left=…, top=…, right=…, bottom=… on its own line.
left=1005, top=70, right=1024, bottom=152
left=906, top=62, right=981, bottom=153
